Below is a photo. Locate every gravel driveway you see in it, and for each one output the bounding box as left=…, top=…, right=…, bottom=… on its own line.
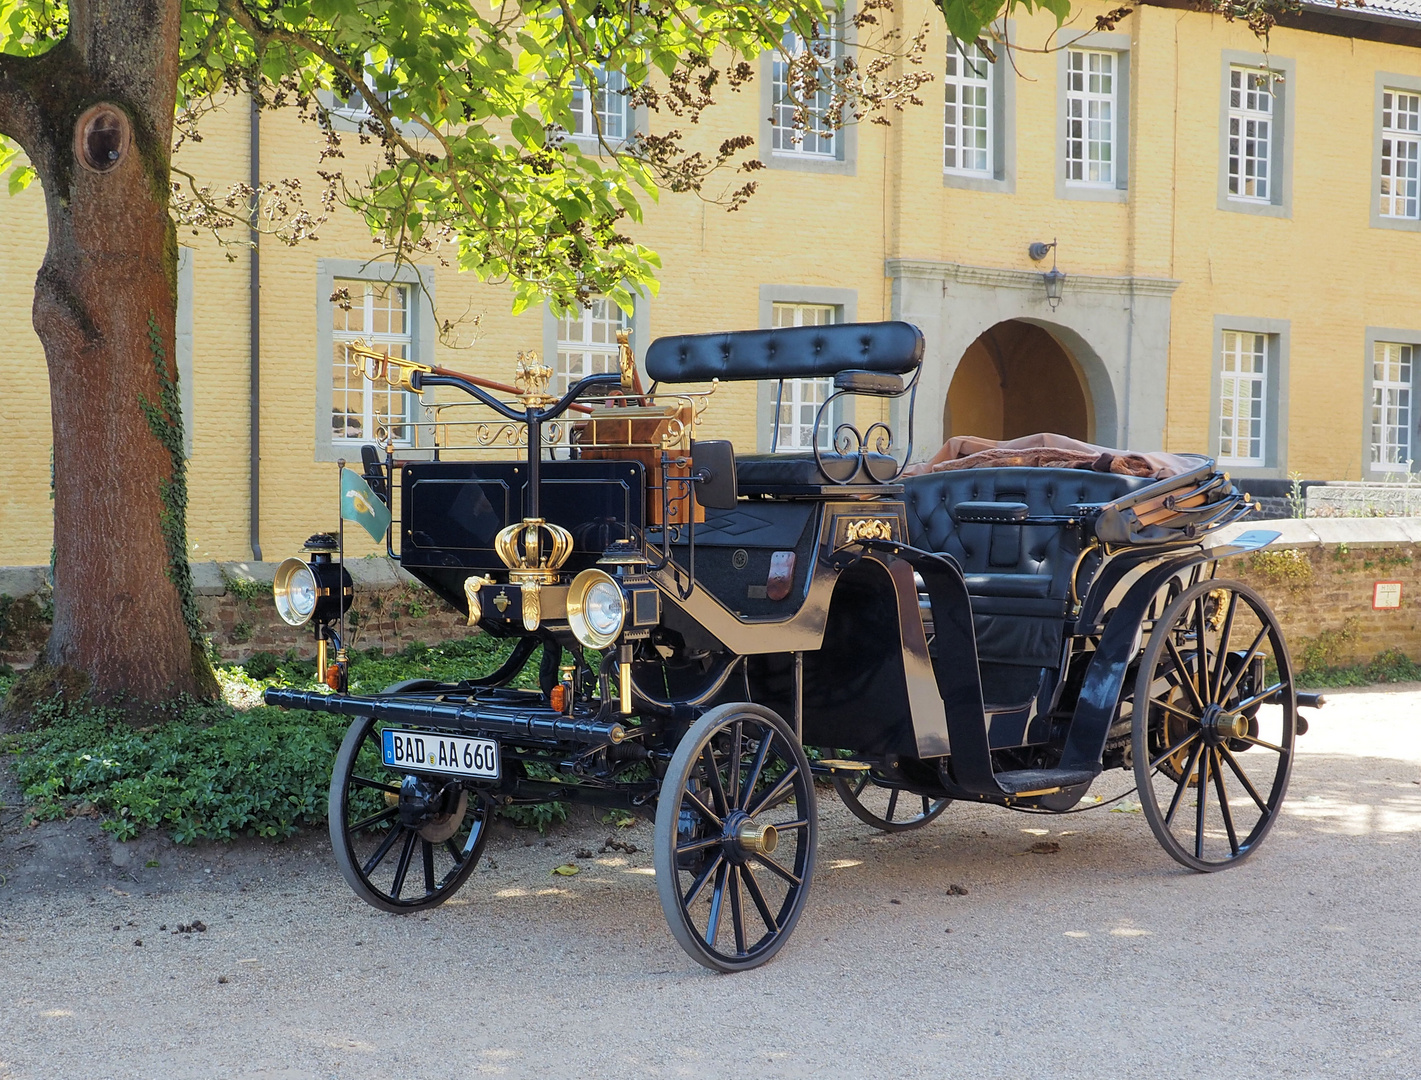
left=2, top=685, right=1418, bottom=1079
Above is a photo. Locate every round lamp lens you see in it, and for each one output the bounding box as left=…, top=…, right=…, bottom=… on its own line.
left=585, top=581, right=625, bottom=638
left=289, top=566, right=317, bottom=617
left=274, top=558, right=319, bottom=627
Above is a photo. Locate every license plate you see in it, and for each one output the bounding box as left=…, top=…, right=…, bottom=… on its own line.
left=381, top=729, right=500, bottom=780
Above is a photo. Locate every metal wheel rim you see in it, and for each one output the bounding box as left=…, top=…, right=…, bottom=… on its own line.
left=654, top=703, right=817, bottom=972
left=1132, top=579, right=1296, bottom=872
left=831, top=772, right=950, bottom=833
left=330, top=713, right=490, bottom=912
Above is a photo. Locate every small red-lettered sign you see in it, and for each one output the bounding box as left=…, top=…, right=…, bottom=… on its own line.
left=1373, top=581, right=1403, bottom=610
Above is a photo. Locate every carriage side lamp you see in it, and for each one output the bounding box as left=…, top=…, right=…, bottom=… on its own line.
left=272, top=533, right=353, bottom=679
left=1028, top=239, right=1066, bottom=310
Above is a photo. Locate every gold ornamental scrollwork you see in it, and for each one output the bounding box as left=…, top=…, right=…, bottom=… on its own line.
left=462, top=574, right=496, bottom=627
left=843, top=518, right=893, bottom=544
left=494, top=516, right=574, bottom=631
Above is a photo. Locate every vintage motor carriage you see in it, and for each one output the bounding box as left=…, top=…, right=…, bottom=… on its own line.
left=263, top=320, right=1320, bottom=972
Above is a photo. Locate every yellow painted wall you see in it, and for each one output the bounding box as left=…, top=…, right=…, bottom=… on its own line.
left=2, top=0, right=1419, bottom=566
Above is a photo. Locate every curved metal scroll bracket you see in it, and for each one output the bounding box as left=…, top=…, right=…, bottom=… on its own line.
left=809, top=366, right=920, bottom=485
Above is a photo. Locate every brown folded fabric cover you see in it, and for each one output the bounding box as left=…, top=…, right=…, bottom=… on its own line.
left=902, top=433, right=1196, bottom=480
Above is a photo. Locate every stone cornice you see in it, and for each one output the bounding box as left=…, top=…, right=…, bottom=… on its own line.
left=885, top=258, right=1182, bottom=298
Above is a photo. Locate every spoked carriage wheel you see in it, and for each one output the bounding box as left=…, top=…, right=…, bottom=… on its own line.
left=330, top=681, right=491, bottom=912
left=831, top=772, right=950, bottom=833
left=1132, top=580, right=1296, bottom=872
left=654, top=703, right=818, bottom=972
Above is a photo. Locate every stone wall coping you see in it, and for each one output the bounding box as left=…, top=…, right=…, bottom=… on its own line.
left=1208, top=516, right=1421, bottom=550
left=0, top=559, right=420, bottom=599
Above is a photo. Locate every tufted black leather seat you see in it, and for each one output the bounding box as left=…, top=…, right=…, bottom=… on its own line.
left=903, top=468, right=1155, bottom=693
left=646, top=321, right=923, bottom=384
left=735, top=452, right=899, bottom=492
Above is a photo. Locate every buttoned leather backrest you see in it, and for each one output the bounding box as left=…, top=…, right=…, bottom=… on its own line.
left=904, top=468, right=1154, bottom=593
left=645, top=321, right=924, bottom=384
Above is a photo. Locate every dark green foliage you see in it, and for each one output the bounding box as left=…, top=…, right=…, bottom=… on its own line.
left=5, top=634, right=554, bottom=841
left=1297, top=648, right=1421, bottom=689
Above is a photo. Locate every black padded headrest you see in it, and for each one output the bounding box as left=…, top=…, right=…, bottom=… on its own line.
left=645, top=321, right=924, bottom=384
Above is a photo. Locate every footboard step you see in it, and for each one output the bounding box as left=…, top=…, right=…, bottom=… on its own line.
left=816, top=759, right=873, bottom=773
left=994, top=768, right=1097, bottom=797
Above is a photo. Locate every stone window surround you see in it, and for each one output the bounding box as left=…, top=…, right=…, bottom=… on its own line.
left=540, top=294, right=651, bottom=392
left=314, top=259, right=437, bottom=463
left=1361, top=327, right=1421, bottom=474
left=755, top=284, right=859, bottom=452
left=1055, top=31, right=1131, bottom=203
left=759, top=8, right=859, bottom=176
left=1217, top=50, right=1296, bottom=219
left=1371, top=71, right=1421, bottom=233
left=943, top=22, right=1017, bottom=195
left=1209, top=314, right=1291, bottom=480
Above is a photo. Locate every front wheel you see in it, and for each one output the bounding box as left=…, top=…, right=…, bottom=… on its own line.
left=329, top=694, right=491, bottom=912
left=654, top=703, right=817, bottom=972
left=1132, top=580, right=1296, bottom=872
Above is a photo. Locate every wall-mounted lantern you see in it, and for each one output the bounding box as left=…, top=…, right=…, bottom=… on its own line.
left=1028, top=239, right=1065, bottom=310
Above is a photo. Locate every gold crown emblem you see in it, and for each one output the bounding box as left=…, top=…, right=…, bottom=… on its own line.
left=494, top=516, right=573, bottom=630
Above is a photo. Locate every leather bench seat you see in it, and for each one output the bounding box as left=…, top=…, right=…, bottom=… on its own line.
left=903, top=467, right=1156, bottom=682
left=735, top=452, right=898, bottom=492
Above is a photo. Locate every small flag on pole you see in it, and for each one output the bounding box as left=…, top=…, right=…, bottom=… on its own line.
left=341, top=467, right=392, bottom=542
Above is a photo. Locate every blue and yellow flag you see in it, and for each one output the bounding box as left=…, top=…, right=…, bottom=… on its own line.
left=341, top=467, right=392, bottom=542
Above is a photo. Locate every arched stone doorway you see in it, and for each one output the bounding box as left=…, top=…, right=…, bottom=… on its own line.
left=944, top=320, right=1093, bottom=442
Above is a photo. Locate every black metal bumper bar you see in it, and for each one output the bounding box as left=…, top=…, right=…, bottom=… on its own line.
left=263, top=688, right=627, bottom=747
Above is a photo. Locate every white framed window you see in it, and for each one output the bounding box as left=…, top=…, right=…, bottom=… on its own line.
left=772, top=28, right=839, bottom=158
left=1371, top=342, right=1414, bottom=471
left=570, top=68, right=632, bottom=143
left=1219, top=331, right=1269, bottom=467
left=328, top=55, right=394, bottom=124
left=1228, top=67, right=1275, bottom=202
left=771, top=302, right=837, bottom=452
left=331, top=279, right=416, bottom=446
left=556, top=298, right=628, bottom=396
left=1380, top=89, right=1421, bottom=220
left=944, top=42, right=992, bottom=176
left=1065, top=49, right=1116, bottom=186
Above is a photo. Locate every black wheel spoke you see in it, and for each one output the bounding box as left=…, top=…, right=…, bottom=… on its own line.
left=676, top=835, right=723, bottom=856
left=1218, top=624, right=1270, bottom=704
left=1149, top=696, right=1201, bottom=724
left=701, top=744, right=729, bottom=817
left=444, top=838, right=465, bottom=862
left=351, top=775, right=401, bottom=797
left=769, top=817, right=810, bottom=832
left=1211, top=748, right=1240, bottom=855
left=1211, top=592, right=1239, bottom=701
left=704, top=861, right=729, bottom=948
left=681, top=787, right=723, bottom=830
left=740, top=862, right=779, bottom=935
left=1164, top=741, right=1204, bottom=828
left=1149, top=730, right=1201, bottom=773
left=1237, top=733, right=1288, bottom=756
left=729, top=866, right=747, bottom=957
left=1195, top=741, right=1210, bottom=860
left=728, top=721, right=743, bottom=807
left=1230, top=682, right=1285, bottom=714
left=350, top=806, right=399, bottom=833
left=752, top=851, right=802, bottom=887
left=422, top=840, right=435, bottom=895
left=1220, top=745, right=1271, bottom=813
left=886, top=787, right=901, bottom=822
left=749, top=767, right=799, bottom=817
left=1193, top=597, right=1210, bottom=703
left=361, top=821, right=408, bottom=876
left=741, top=730, right=775, bottom=807
left=390, top=829, right=418, bottom=898
left=683, top=851, right=724, bottom=908
left=922, top=795, right=932, bottom=816
left=1165, top=638, right=1206, bottom=713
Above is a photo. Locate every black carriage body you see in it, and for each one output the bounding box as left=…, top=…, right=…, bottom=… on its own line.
left=263, top=320, right=1305, bottom=966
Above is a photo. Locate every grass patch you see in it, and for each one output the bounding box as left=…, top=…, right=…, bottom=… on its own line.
left=1, top=634, right=565, bottom=842
left=1298, top=648, right=1421, bottom=689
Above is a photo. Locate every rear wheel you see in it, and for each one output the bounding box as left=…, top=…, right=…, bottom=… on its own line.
left=832, top=772, right=950, bottom=833
left=1132, top=580, right=1296, bottom=871
left=654, top=703, right=817, bottom=972
left=329, top=681, right=491, bottom=912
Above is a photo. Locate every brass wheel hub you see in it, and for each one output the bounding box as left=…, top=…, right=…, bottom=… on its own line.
left=1202, top=702, right=1248, bottom=742
left=730, top=813, right=778, bottom=857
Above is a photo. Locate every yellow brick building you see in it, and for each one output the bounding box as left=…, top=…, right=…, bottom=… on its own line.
left=2, top=0, right=1420, bottom=566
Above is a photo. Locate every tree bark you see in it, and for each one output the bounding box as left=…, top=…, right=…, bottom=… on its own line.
left=1, top=0, right=216, bottom=710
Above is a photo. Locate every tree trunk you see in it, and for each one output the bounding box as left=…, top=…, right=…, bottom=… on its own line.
left=0, top=0, right=217, bottom=713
